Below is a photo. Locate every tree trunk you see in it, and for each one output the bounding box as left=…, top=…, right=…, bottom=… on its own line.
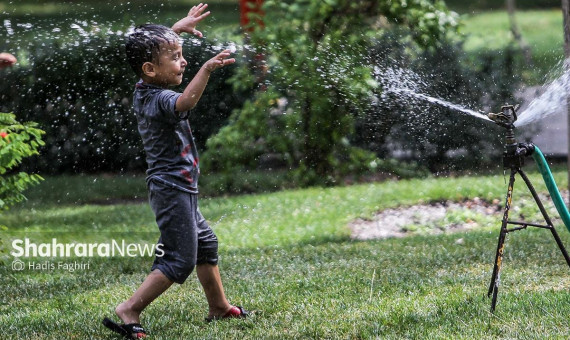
left=506, top=0, right=533, bottom=65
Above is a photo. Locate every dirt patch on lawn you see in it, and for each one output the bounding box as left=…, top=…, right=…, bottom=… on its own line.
left=349, top=198, right=500, bottom=240
left=349, top=190, right=570, bottom=240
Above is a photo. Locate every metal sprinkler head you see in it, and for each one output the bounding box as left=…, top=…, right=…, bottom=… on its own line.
left=487, top=103, right=535, bottom=168
left=487, top=104, right=519, bottom=128
left=487, top=104, right=520, bottom=152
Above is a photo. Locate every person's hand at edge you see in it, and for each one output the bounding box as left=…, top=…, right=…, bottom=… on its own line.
left=0, top=53, right=17, bottom=69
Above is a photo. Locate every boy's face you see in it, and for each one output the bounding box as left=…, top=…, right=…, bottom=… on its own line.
left=144, top=42, right=187, bottom=86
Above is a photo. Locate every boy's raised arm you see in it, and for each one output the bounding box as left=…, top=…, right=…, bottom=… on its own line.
left=172, top=3, right=210, bottom=37
left=175, top=50, right=235, bottom=113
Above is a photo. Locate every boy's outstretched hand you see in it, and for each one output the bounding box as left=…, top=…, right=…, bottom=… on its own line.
left=203, top=50, right=235, bottom=72
left=172, top=3, right=210, bottom=37
left=175, top=49, right=235, bottom=112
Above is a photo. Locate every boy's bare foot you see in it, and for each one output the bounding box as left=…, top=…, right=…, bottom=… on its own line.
left=206, top=305, right=249, bottom=322
left=116, top=302, right=141, bottom=324
left=207, top=304, right=233, bottom=320
left=104, top=302, right=145, bottom=339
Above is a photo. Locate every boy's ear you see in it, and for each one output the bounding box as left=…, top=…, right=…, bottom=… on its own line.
left=141, top=62, right=156, bottom=77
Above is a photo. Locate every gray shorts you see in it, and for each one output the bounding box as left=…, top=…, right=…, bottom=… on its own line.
left=148, top=180, right=218, bottom=284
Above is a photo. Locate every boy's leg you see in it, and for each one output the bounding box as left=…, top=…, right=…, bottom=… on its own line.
left=116, top=269, right=174, bottom=324
left=194, top=208, right=243, bottom=319
left=120, top=179, right=197, bottom=324
left=196, top=263, right=233, bottom=318
left=114, top=180, right=193, bottom=324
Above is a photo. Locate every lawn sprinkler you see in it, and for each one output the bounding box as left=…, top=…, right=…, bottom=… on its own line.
left=485, top=104, right=570, bottom=313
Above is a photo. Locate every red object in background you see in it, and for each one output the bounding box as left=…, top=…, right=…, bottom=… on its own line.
left=0, top=131, right=8, bottom=138
left=240, top=0, right=267, bottom=89
left=240, top=0, right=264, bottom=30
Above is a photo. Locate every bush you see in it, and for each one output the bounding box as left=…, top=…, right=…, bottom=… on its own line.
left=0, top=112, right=45, bottom=211
left=0, top=111, right=44, bottom=261
left=0, top=33, right=245, bottom=174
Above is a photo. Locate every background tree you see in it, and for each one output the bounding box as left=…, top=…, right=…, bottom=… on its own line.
left=507, top=0, right=533, bottom=65
left=204, top=0, right=460, bottom=184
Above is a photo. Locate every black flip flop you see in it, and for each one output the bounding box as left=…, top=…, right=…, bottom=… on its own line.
left=102, top=317, right=148, bottom=339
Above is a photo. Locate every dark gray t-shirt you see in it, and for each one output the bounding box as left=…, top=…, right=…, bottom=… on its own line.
left=133, top=81, right=199, bottom=193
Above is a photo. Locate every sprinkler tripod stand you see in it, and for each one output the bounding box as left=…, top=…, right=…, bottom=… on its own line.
left=486, top=104, right=570, bottom=312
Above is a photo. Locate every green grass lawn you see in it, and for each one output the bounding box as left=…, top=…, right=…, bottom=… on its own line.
left=3, top=169, right=570, bottom=339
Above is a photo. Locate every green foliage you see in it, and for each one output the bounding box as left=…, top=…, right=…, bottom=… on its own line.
left=0, top=112, right=44, bottom=262
left=206, top=0, right=459, bottom=185
left=377, top=0, right=460, bottom=47
left=0, top=112, right=44, bottom=211
left=204, top=90, right=292, bottom=171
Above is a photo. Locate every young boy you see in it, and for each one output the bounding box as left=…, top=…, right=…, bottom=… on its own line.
left=103, top=4, right=246, bottom=339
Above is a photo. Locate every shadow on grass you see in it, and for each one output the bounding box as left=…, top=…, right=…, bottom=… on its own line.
left=3, top=203, right=154, bottom=233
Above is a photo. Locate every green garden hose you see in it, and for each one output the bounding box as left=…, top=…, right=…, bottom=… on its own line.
left=532, top=145, right=570, bottom=232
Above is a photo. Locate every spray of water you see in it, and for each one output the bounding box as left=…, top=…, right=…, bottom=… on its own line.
left=514, top=62, right=570, bottom=127
left=375, top=66, right=491, bottom=123
left=3, top=7, right=246, bottom=65
left=375, top=61, right=570, bottom=128
left=389, top=88, right=492, bottom=122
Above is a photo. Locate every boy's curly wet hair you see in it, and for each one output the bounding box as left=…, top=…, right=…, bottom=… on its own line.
left=125, top=24, right=181, bottom=77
